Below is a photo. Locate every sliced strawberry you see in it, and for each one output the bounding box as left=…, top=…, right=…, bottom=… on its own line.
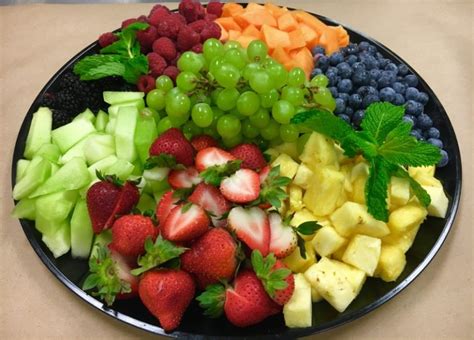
left=109, top=246, right=139, bottom=300
left=271, top=261, right=295, bottom=305
left=230, top=143, right=267, bottom=170
left=191, top=135, right=218, bottom=151
left=156, top=190, right=179, bottom=225
left=167, top=166, right=201, bottom=189
left=259, top=165, right=271, bottom=183
left=227, top=206, right=270, bottom=256
left=268, top=213, right=297, bottom=258
left=195, top=147, right=236, bottom=172
left=188, top=183, right=231, bottom=227
left=105, top=181, right=140, bottom=229
left=220, top=169, right=260, bottom=204
left=161, top=203, right=210, bottom=243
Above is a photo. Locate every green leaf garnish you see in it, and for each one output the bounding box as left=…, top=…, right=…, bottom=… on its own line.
left=144, top=154, right=177, bottom=170
left=296, top=221, right=323, bottom=235
left=251, top=165, right=291, bottom=209
left=251, top=250, right=291, bottom=297
left=196, top=283, right=226, bottom=318
left=199, top=160, right=242, bottom=186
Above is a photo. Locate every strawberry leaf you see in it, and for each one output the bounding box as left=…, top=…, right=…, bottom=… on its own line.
left=251, top=250, right=290, bottom=297
left=196, top=283, right=226, bottom=318
left=95, top=170, right=123, bottom=186
left=144, top=154, right=177, bottom=170
left=181, top=202, right=193, bottom=213
left=199, top=160, right=242, bottom=186
left=297, top=234, right=307, bottom=259
left=255, top=165, right=291, bottom=209
left=296, top=221, right=323, bottom=235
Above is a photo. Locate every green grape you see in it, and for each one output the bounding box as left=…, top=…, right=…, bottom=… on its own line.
left=260, top=120, right=280, bottom=141
left=209, top=56, right=225, bottom=75
left=141, top=107, right=160, bottom=122
left=214, top=63, right=241, bottom=88
left=222, top=134, right=243, bottom=148
left=177, top=51, right=204, bottom=74
left=260, top=89, right=279, bottom=108
left=279, top=124, right=299, bottom=142
left=269, top=136, right=283, bottom=147
left=146, top=89, right=166, bottom=111
left=288, top=67, right=306, bottom=87
left=249, top=108, right=270, bottom=128
left=155, top=75, right=173, bottom=93
left=191, top=103, right=214, bottom=128
left=262, top=57, right=277, bottom=67
left=310, top=74, right=329, bottom=88
left=247, top=40, right=268, bottom=62
left=216, top=88, right=239, bottom=111
left=166, top=87, right=182, bottom=98
left=176, top=71, right=197, bottom=92
left=156, top=116, right=172, bottom=135
left=168, top=112, right=189, bottom=127
left=211, top=88, right=223, bottom=103
left=230, top=107, right=247, bottom=120
left=224, top=48, right=247, bottom=70
left=242, top=62, right=263, bottom=81
left=190, top=91, right=211, bottom=106
left=242, top=119, right=259, bottom=139
left=272, top=100, right=295, bottom=124
left=297, top=133, right=311, bottom=154
left=165, top=91, right=191, bottom=117
left=203, top=38, right=224, bottom=62
left=281, top=86, right=305, bottom=106
left=313, top=87, right=336, bottom=112
left=202, top=125, right=220, bottom=140
left=236, top=91, right=260, bottom=116
left=249, top=71, right=274, bottom=94
left=266, top=64, right=288, bottom=89
left=212, top=107, right=225, bottom=122
left=217, top=114, right=241, bottom=138
left=183, top=120, right=203, bottom=137
left=224, top=40, right=242, bottom=51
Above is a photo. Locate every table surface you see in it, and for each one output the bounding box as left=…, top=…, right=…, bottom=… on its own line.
left=1, top=1, right=473, bottom=339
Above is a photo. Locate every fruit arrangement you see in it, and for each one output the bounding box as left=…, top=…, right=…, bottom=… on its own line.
left=12, top=0, right=451, bottom=334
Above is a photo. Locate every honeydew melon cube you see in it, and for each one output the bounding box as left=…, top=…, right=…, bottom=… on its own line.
left=24, top=107, right=52, bottom=159
left=312, top=226, right=347, bottom=257
left=94, top=110, right=109, bottom=132
left=50, top=163, right=60, bottom=175
left=374, top=244, right=406, bottom=282
left=135, top=115, right=158, bottom=164
left=388, top=203, right=427, bottom=234
left=51, top=118, right=96, bottom=153
left=389, top=177, right=410, bottom=208
left=422, top=185, right=449, bottom=218
left=106, top=159, right=135, bottom=180
left=35, top=143, right=61, bottom=163
left=35, top=190, right=78, bottom=222
left=13, top=157, right=52, bottom=200
left=303, top=167, right=345, bottom=216
left=105, top=117, right=117, bottom=135
left=83, top=133, right=115, bottom=165
left=304, top=257, right=366, bottom=313
left=35, top=212, right=64, bottom=235
left=288, top=185, right=304, bottom=212
left=11, top=198, right=37, bottom=220
left=103, top=91, right=144, bottom=105
left=59, top=136, right=90, bottom=164
left=299, top=132, right=338, bottom=169
left=272, top=153, right=299, bottom=179
left=16, top=159, right=31, bottom=182
left=273, top=142, right=299, bottom=160
left=382, top=224, right=421, bottom=253
left=87, top=155, right=118, bottom=179
left=282, top=241, right=316, bottom=273
left=342, top=234, right=381, bottom=276
left=143, top=167, right=170, bottom=182
left=70, top=199, right=94, bottom=259
left=292, top=163, right=313, bottom=189
left=42, top=220, right=71, bottom=258
left=108, top=99, right=145, bottom=118
left=136, top=193, right=156, bottom=213
left=283, top=274, right=312, bottom=328
left=115, top=106, right=138, bottom=162
left=73, top=108, right=95, bottom=123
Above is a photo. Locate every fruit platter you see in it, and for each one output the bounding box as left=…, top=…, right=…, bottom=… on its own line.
left=11, top=1, right=462, bottom=338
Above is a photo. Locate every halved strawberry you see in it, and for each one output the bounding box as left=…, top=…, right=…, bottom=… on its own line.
left=167, top=166, right=202, bottom=189
left=220, top=169, right=260, bottom=204
left=161, top=203, right=210, bottom=243
left=188, top=183, right=231, bottom=227
left=195, top=147, right=236, bottom=172
left=227, top=206, right=270, bottom=256
left=268, top=212, right=297, bottom=258
left=271, top=260, right=295, bottom=305
left=230, top=143, right=267, bottom=170
left=259, top=165, right=271, bottom=183
left=191, top=135, right=218, bottom=151
left=105, top=181, right=140, bottom=229
left=109, top=247, right=140, bottom=300
left=156, top=190, right=178, bottom=225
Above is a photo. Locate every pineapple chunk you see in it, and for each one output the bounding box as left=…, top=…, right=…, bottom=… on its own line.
left=408, top=165, right=435, bottom=178
left=422, top=185, right=449, bottom=218
left=382, top=224, right=421, bottom=253
left=288, top=185, right=304, bottom=212
left=283, top=241, right=316, bottom=273
left=311, top=285, right=323, bottom=302
left=299, top=132, right=339, bottom=169
left=342, top=235, right=381, bottom=276
left=292, top=163, right=313, bottom=189
left=331, top=244, right=347, bottom=261
left=290, top=209, right=325, bottom=241
left=350, top=162, right=369, bottom=204
left=312, top=226, right=347, bottom=257
left=304, top=258, right=366, bottom=313
left=389, top=177, right=410, bottom=207
left=388, top=203, right=427, bottom=234
left=350, top=161, right=369, bottom=181
left=304, top=167, right=345, bottom=216
left=283, top=274, right=312, bottom=328
left=330, top=201, right=390, bottom=238
left=272, top=153, right=299, bottom=179
left=374, top=244, right=406, bottom=282
left=340, top=163, right=354, bottom=193
left=274, top=142, right=299, bottom=160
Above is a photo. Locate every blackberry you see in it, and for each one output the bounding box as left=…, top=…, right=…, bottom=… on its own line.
left=41, top=92, right=57, bottom=107
left=56, top=90, right=82, bottom=112
left=52, top=109, right=73, bottom=129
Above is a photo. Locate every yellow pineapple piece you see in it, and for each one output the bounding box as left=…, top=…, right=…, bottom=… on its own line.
left=331, top=243, right=347, bottom=261
left=290, top=209, right=327, bottom=241
left=299, top=132, right=338, bottom=169
left=374, top=244, right=406, bottom=282
left=389, top=177, right=410, bottom=208
left=292, top=163, right=313, bottom=189
left=303, top=167, right=345, bottom=216
left=422, top=185, right=449, bottom=218
left=382, top=224, right=421, bottom=253
left=283, top=274, right=312, bottom=328
left=272, top=153, right=299, bottom=179
left=340, top=163, right=354, bottom=194
left=311, top=285, right=323, bottom=302
left=388, top=203, right=427, bottom=234
left=312, top=226, right=347, bottom=257
left=408, top=165, right=435, bottom=178
left=350, top=161, right=369, bottom=181
left=350, top=162, right=369, bottom=204
left=342, top=234, right=381, bottom=276
left=282, top=241, right=316, bottom=273
left=304, top=258, right=366, bottom=313
left=288, top=185, right=304, bottom=212
left=274, top=142, right=299, bottom=160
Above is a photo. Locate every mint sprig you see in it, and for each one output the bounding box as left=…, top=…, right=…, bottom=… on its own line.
left=291, top=102, right=442, bottom=221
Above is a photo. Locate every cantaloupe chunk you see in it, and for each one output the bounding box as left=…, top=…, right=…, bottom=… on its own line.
left=246, top=3, right=265, bottom=12
left=222, top=3, right=244, bottom=18
left=215, top=17, right=242, bottom=32
left=239, top=9, right=277, bottom=28
left=287, top=29, right=307, bottom=50
left=228, top=29, right=241, bottom=41
left=236, top=35, right=257, bottom=48
left=298, top=23, right=319, bottom=47
left=264, top=3, right=288, bottom=18
left=218, top=24, right=228, bottom=41
left=319, top=28, right=340, bottom=55
left=242, top=24, right=262, bottom=39
left=293, top=47, right=314, bottom=79
left=292, top=10, right=328, bottom=35
left=278, top=12, right=299, bottom=32
left=261, top=25, right=291, bottom=49
left=233, top=15, right=249, bottom=30
left=272, top=46, right=292, bottom=65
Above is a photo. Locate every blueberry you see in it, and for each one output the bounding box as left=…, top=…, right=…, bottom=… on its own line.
left=377, top=70, right=397, bottom=88
left=359, top=41, right=370, bottom=51
left=410, top=129, right=423, bottom=140
left=417, top=91, right=429, bottom=105
left=352, top=62, right=366, bottom=72
left=392, top=82, right=406, bottom=94
left=349, top=93, right=363, bottom=108
left=327, top=73, right=338, bottom=87
left=361, top=54, right=378, bottom=70
left=405, top=100, right=424, bottom=116
left=337, top=79, right=353, bottom=93
left=338, top=92, right=349, bottom=102
left=437, top=149, right=449, bottom=167
left=337, top=62, right=353, bottom=78
left=367, top=86, right=379, bottom=96
left=363, top=94, right=380, bottom=108
left=335, top=98, right=346, bottom=114
left=357, top=86, right=369, bottom=97
left=378, top=58, right=390, bottom=68
left=346, top=43, right=359, bottom=55
left=317, top=55, right=329, bottom=71
left=369, top=69, right=381, bottom=80
left=397, top=63, right=409, bottom=76
left=393, top=93, right=405, bottom=105
left=338, top=114, right=351, bottom=123
left=385, top=63, right=398, bottom=73
left=353, top=110, right=365, bottom=126
left=347, top=55, right=358, bottom=65
left=404, top=74, right=419, bottom=87
left=416, top=113, right=433, bottom=129
left=403, top=114, right=416, bottom=126
left=367, top=45, right=378, bottom=55
left=328, top=86, right=338, bottom=98
left=352, top=70, right=370, bottom=85
left=375, top=52, right=384, bottom=60
left=405, top=87, right=420, bottom=101
left=311, top=46, right=325, bottom=55
left=311, top=68, right=323, bottom=77
left=379, top=87, right=396, bottom=102
left=329, top=52, right=344, bottom=66
left=345, top=107, right=354, bottom=117
left=428, top=138, right=443, bottom=149
left=327, top=66, right=339, bottom=75
left=426, top=127, right=440, bottom=139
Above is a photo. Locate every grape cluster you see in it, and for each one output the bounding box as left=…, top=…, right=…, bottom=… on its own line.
left=145, top=39, right=333, bottom=149
left=311, top=42, right=448, bottom=167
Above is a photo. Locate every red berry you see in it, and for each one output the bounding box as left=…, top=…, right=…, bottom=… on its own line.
left=110, top=215, right=157, bottom=257
left=188, top=19, right=207, bottom=33
left=190, top=135, right=218, bottom=151
left=220, top=169, right=261, bottom=204
left=161, top=204, right=210, bottom=243
left=137, top=75, right=156, bottom=93
left=136, top=26, right=158, bottom=53
left=152, top=37, right=177, bottom=62
left=157, top=14, right=184, bottom=39
left=149, top=128, right=195, bottom=166
left=188, top=182, right=231, bottom=227
left=147, top=52, right=167, bottom=77
left=191, top=43, right=203, bottom=53
left=98, top=32, right=118, bottom=48
left=176, top=26, right=201, bottom=52
left=167, top=167, right=202, bottom=189
left=206, top=1, right=224, bottom=17
left=148, top=7, right=170, bottom=27
left=87, top=180, right=121, bottom=234
left=200, top=22, right=221, bottom=42
left=179, top=0, right=205, bottom=23
left=204, top=13, right=218, bottom=21
left=163, top=66, right=179, bottom=82
left=230, top=143, right=267, bottom=170
left=195, top=147, right=236, bottom=172
left=155, top=190, right=179, bottom=226
left=121, top=18, right=137, bottom=29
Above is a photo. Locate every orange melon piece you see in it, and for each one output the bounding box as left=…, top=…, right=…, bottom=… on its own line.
left=293, top=47, right=314, bottom=79
left=236, top=35, right=258, bottom=49
left=238, top=9, right=277, bottom=28
left=334, top=25, right=350, bottom=47
left=246, top=3, right=265, bottom=12
left=272, top=46, right=292, bottom=65
left=219, top=25, right=229, bottom=42
left=292, top=10, right=328, bottom=34
left=265, top=3, right=289, bottom=18
left=228, top=30, right=242, bottom=41
left=242, top=24, right=262, bottom=39
left=283, top=60, right=294, bottom=71
left=261, top=25, right=291, bottom=49
left=234, top=15, right=249, bottom=29
left=222, top=3, right=244, bottom=18
left=216, top=17, right=242, bottom=32
left=319, top=28, right=340, bottom=55
left=277, top=12, right=299, bottom=32
left=287, top=29, right=307, bottom=50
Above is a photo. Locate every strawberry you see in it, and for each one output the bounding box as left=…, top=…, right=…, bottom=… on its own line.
left=109, top=247, right=140, bottom=300
left=86, top=179, right=121, bottom=234
left=155, top=190, right=179, bottom=226
left=259, top=165, right=271, bottom=183
left=191, top=134, right=218, bottom=151
left=271, top=261, right=295, bottom=305
left=230, top=143, right=267, bottom=170
left=149, top=128, right=195, bottom=166
left=167, top=166, right=201, bottom=189
left=268, top=212, right=297, bottom=258
left=105, top=181, right=140, bottom=228
left=188, top=183, right=231, bottom=227
left=161, top=203, right=210, bottom=243
left=139, top=269, right=195, bottom=332
left=181, top=228, right=238, bottom=289
left=227, top=207, right=270, bottom=256
left=195, top=147, right=236, bottom=172
left=220, top=169, right=260, bottom=204
left=109, top=215, right=158, bottom=257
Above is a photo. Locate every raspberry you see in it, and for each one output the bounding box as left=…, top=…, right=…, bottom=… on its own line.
left=205, top=13, right=218, bottom=21
left=163, top=66, right=179, bottom=82
left=137, top=15, right=148, bottom=22
left=176, top=26, right=201, bottom=52
left=188, top=19, right=207, bottom=33
left=153, top=37, right=177, bottom=62
left=136, top=26, right=158, bottom=53
left=191, top=44, right=203, bottom=53
left=137, top=75, right=156, bottom=93
left=206, top=1, right=224, bottom=17
left=157, top=15, right=183, bottom=39
left=148, top=7, right=170, bottom=27
left=121, top=18, right=137, bottom=29
left=149, top=4, right=170, bottom=17
left=200, top=22, right=221, bottom=42
left=179, top=0, right=205, bottom=23
left=169, top=52, right=181, bottom=66
left=147, top=53, right=167, bottom=77
left=98, top=32, right=117, bottom=48
left=172, top=13, right=187, bottom=26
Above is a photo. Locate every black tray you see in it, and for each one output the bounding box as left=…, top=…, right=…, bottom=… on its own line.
left=11, top=7, right=462, bottom=339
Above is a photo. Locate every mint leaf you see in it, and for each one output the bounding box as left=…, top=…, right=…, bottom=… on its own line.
left=365, top=156, right=394, bottom=222
left=296, top=221, right=323, bottom=235
left=379, top=136, right=442, bottom=167
left=73, top=55, right=125, bottom=80
left=361, top=102, right=405, bottom=144
left=123, top=55, right=149, bottom=83
left=393, top=167, right=431, bottom=207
